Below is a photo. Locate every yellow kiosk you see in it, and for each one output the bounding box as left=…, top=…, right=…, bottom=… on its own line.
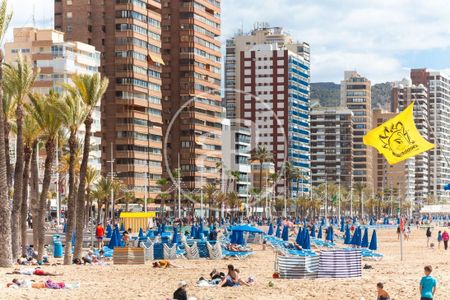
left=119, top=212, right=156, bottom=231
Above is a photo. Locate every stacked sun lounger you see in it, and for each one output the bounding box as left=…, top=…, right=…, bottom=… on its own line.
left=317, top=249, right=362, bottom=278
left=183, top=242, right=200, bottom=259
left=113, top=248, right=145, bottom=265
left=206, top=241, right=222, bottom=260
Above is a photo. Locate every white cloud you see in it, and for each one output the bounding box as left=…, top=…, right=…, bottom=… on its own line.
left=222, top=0, right=450, bottom=83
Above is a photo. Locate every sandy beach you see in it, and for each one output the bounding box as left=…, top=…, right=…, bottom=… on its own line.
left=0, top=226, right=448, bottom=300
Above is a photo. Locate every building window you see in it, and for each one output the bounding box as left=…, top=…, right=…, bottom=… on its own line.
left=66, top=0, right=72, bottom=4
left=66, top=25, right=72, bottom=32
left=66, top=12, right=72, bottom=18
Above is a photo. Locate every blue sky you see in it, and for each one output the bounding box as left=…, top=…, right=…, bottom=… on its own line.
left=5, top=0, right=450, bottom=83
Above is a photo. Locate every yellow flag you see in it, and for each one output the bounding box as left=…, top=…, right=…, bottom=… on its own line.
left=363, top=102, right=434, bottom=165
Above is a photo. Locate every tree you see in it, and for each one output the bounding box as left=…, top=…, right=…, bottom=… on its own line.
left=156, top=178, right=169, bottom=219
left=282, top=161, right=297, bottom=200
left=19, top=114, right=40, bottom=255
left=0, top=0, right=13, bottom=267
left=268, top=173, right=279, bottom=218
left=353, top=183, right=367, bottom=219
left=1, top=89, right=15, bottom=192
left=230, top=170, right=240, bottom=192
left=26, top=91, right=63, bottom=261
left=84, top=166, right=99, bottom=225
left=251, top=146, right=272, bottom=191
left=62, top=73, right=108, bottom=260
left=93, top=177, right=113, bottom=227
left=3, top=54, right=38, bottom=258
left=227, top=192, right=241, bottom=219
left=203, top=183, right=217, bottom=222
left=56, top=93, right=88, bottom=263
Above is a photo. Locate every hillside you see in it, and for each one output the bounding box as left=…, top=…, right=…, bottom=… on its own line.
left=310, top=82, right=393, bottom=109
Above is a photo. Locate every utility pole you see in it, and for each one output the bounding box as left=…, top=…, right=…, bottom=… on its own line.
left=338, top=178, right=341, bottom=221
left=55, top=135, right=60, bottom=228
left=177, top=153, right=181, bottom=219
left=283, top=167, right=287, bottom=218
left=200, top=169, right=204, bottom=219
left=108, top=143, right=114, bottom=224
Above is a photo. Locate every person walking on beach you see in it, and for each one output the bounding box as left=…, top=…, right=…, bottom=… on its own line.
left=95, top=223, right=105, bottom=248
left=442, top=230, right=449, bottom=250
left=437, top=231, right=442, bottom=249
left=420, top=265, right=437, bottom=300
left=426, top=227, right=432, bottom=247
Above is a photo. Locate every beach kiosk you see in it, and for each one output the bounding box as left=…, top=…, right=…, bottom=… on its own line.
left=119, top=212, right=155, bottom=231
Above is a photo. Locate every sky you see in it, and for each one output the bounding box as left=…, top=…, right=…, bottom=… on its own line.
left=5, top=0, right=450, bottom=83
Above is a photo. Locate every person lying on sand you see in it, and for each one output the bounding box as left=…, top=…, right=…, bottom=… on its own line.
left=7, top=267, right=63, bottom=276
left=152, top=260, right=180, bottom=269
left=376, top=282, right=390, bottom=300
left=226, top=244, right=252, bottom=252
left=6, top=278, right=79, bottom=289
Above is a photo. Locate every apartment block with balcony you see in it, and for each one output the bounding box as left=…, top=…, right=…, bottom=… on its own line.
left=54, top=0, right=164, bottom=199
left=5, top=27, right=102, bottom=172
left=310, top=107, right=353, bottom=189
left=340, top=71, right=373, bottom=189
left=411, top=69, right=450, bottom=203
left=391, top=78, right=429, bottom=206
left=160, top=0, right=222, bottom=191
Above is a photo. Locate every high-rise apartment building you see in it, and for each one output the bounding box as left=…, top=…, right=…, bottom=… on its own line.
left=54, top=0, right=165, bottom=200
left=240, top=42, right=310, bottom=196
left=340, top=71, right=373, bottom=188
left=372, top=108, right=415, bottom=208
left=391, top=79, right=429, bottom=205
left=310, top=107, right=353, bottom=189
left=411, top=69, right=450, bottom=203
left=4, top=27, right=102, bottom=172
left=160, top=0, right=222, bottom=190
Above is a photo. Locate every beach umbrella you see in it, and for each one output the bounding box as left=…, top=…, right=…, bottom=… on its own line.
left=352, top=227, right=362, bottom=247
left=340, top=220, right=345, bottom=232
left=146, top=230, right=155, bottom=239
left=120, top=223, right=125, bottom=231
left=108, top=229, right=117, bottom=249
left=369, top=218, right=374, bottom=226
left=195, top=226, right=202, bottom=240
left=172, top=227, right=178, bottom=244
left=230, top=230, right=238, bottom=244
left=303, top=229, right=311, bottom=250
left=310, top=225, right=316, bottom=238
left=106, top=225, right=112, bottom=238
left=161, top=223, right=166, bottom=233
left=321, top=218, right=325, bottom=226
left=138, top=228, right=144, bottom=239
left=295, top=227, right=303, bottom=245
left=190, top=225, right=196, bottom=238
left=344, top=226, right=351, bottom=244
left=275, top=225, right=281, bottom=238
left=326, top=226, right=334, bottom=242
left=267, top=224, right=274, bottom=235
left=361, top=227, right=369, bottom=248
left=236, top=230, right=245, bottom=245
left=369, top=230, right=378, bottom=251
left=116, top=227, right=122, bottom=247
left=317, top=225, right=323, bottom=239
left=63, top=223, right=67, bottom=233
left=281, top=226, right=289, bottom=241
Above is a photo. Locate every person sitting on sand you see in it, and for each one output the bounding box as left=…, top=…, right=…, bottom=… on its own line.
left=217, top=264, right=252, bottom=287
left=122, top=231, right=130, bottom=246
left=173, top=280, right=195, bottom=300
left=7, top=267, right=63, bottom=276
left=152, top=260, right=180, bottom=269
left=376, top=282, right=390, bottom=300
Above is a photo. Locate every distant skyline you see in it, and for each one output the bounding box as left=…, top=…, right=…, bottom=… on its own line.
left=5, top=0, right=450, bottom=83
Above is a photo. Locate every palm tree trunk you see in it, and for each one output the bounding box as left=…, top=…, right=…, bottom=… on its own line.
left=11, top=104, right=25, bottom=259
left=96, top=199, right=101, bottom=225
left=64, top=132, right=77, bottom=264
left=0, top=59, right=13, bottom=266
left=37, top=139, right=56, bottom=261
left=4, top=123, right=11, bottom=191
left=20, top=145, right=32, bottom=255
left=295, top=179, right=300, bottom=218
left=259, top=162, right=263, bottom=217
left=74, top=116, right=93, bottom=259
left=30, top=141, right=39, bottom=249
left=104, top=199, right=109, bottom=228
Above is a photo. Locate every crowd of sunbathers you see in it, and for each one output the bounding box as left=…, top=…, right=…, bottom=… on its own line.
left=226, top=244, right=253, bottom=252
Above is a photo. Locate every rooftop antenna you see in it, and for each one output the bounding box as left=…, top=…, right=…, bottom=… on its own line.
left=32, top=4, right=36, bottom=27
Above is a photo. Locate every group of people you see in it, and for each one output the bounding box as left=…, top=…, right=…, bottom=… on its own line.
left=426, top=227, right=450, bottom=250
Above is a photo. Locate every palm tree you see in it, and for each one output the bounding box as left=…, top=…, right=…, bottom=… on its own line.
left=251, top=146, right=272, bottom=191
left=268, top=173, right=279, bottom=218
left=203, top=183, right=217, bottom=222
left=282, top=161, right=296, bottom=200
left=156, top=178, right=169, bottom=219
left=230, top=170, right=240, bottom=192
left=1, top=90, right=15, bottom=191
left=3, top=54, right=38, bottom=258
left=30, top=140, right=40, bottom=249
left=26, top=91, right=63, bottom=261
left=19, top=114, right=40, bottom=255
left=0, top=0, right=13, bottom=267
left=62, top=73, right=108, bottom=260
left=353, top=182, right=366, bottom=219
left=227, top=192, right=241, bottom=219
left=84, top=166, right=99, bottom=225
left=93, top=177, right=114, bottom=227
left=56, top=93, right=88, bottom=262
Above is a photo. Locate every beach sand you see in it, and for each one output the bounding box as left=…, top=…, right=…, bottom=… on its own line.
left=0, top=226, right=448, bottom=300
